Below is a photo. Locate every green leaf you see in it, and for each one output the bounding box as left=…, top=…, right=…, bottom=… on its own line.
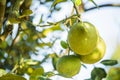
left=100, top=60, right=118, bottom=66
left=0, top=41, right=7, bottom=49
left=0, top=69, right=7, bottom=77
left=39, top=15, right=43, bottom=24
left=72, top=0, right=82, bottom=6
left=30, top=67, right=44, bottom=80
left=39, top=76, right=52, bottom=80
left=51, top=23, right=61, bottom=30
left=21, top=22, right=28, bottom=30
left=24, top=59, right=39, bottom=65
left=0, top=73, right=26, bottom=80
left=43, top=23, right=61, bottom=36
left=91, top=67, right=107, bottom=80
left=52, top=57, right=59, bottom=70
left=95, top=76, right=102, bottom=80
left=50, top=53, right=59, bottom=70
left=51, top=0, right=67, bottom=8
left=60, top=40, right=68, bottom=49
left=81, top=64, right=87, bottom=69
left=19, top=9, right=33, bottom=18
left=8, top=17, right=20, bottom=24
left=44, top=72, right=55, bottom=77
left=39, top=42, right=52, bottom=48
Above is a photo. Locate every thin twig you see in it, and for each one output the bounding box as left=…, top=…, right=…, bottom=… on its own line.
left=85, top=3, right=120, bottom=11
left=37, top=14, right=78, bottom=27
left=29, top=4, right=120, bottom=27
left=73, top=4, right=80, bottom=17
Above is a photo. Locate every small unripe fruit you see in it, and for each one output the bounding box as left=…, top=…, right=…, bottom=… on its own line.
left=56, top=55, right=81, bottom=78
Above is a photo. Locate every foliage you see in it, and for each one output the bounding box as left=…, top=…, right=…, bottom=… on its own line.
left=0, top=0, right=120, bottom=80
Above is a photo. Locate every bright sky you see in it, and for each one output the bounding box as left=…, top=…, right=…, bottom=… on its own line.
left=30, top=0, right=120, bottom=80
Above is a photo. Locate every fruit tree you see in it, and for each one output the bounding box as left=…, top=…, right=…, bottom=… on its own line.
left=0, top=0, right=120, bottom=80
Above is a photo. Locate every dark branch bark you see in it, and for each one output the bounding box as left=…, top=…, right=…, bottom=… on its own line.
left=85, top=3, right=120, bottom=11
left=0, top=0, right=6, bottom=32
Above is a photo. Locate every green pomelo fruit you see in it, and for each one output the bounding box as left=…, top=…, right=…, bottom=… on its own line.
left=56, top=55, right=81, bottom=78
left=68, top=22, right=99, bottom=55
left=106, top=67, right=120, bottom=80
left=79, top=37, right=106, bottom=64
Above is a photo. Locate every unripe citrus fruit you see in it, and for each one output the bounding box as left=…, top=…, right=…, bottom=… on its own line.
left=106, top=67, right=120, bottom=80
left=79, top=37, right=106, bottom=64
left=56, top=55, right=81, bottom=78
left=68, top=22, right=99, bottom=55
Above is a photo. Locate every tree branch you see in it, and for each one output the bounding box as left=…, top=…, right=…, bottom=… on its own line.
left=37, top=3, right=120, bottom=27
left=85, top=3, right=120, bottom=11
left=37, top=14, right=78, bottom=27
left=0, top=0, right=6, bottom=32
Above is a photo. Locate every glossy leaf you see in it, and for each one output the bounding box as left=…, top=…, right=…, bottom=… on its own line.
left=8, top=17, right=20, bottom=24
left=51, top=0, right=67, bottom=8
left=39, top=42, right=52, bottom=48
left=24, top=59, right=39, bottom=65
left=43, top=23, right=61, bottom=36
left=60, top=40, right=68, bottom=49
left=91, top=67, right=107, bottom=80
left=100, top=60, right=118, bottom=66
left=51, top=23, right=61, bottom=30
left=21, top=22, right=28, bottom=30
left=39, top=15, right=43, bottom=24
left=51, top=53, right=59, bottom=70
left=19, top=9, right=33, bottom=18
left=44, top=72, right=55, bottom=77
left=39, top=76, right=52, bottom=80
left=81, top=64, right=87, bottom=69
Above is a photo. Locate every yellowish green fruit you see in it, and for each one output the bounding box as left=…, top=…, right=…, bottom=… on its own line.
left=30, top=67, right=44, bottom=80
left=68, top=22, right=99, bottom=55
left=26, top=67, right=34, bottom=75
left=106, top=67, right=120, bottom=80
left=79, top=37, right=106, bottom=64
left=56, top=55, right=81, bottom=78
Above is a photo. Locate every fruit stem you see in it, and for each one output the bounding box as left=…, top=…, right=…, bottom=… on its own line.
left=0, top=0, right=6, bottom=32
left=73, top=4, right=80, bottom=17
left=73, top=2, right=83, bottom=22
left=68, top=48, right=70, bottom=56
